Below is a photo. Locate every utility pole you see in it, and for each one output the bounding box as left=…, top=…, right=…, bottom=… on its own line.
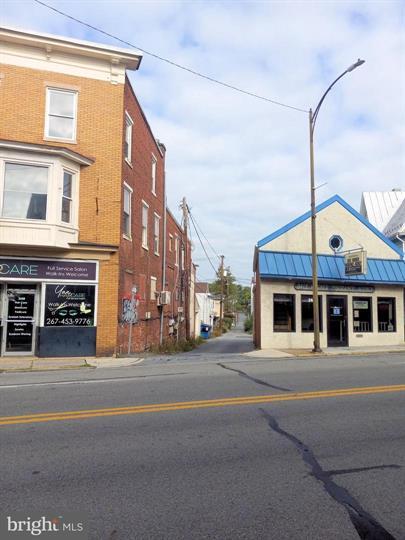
left=219, top=255, right=224, bottom=332
left=181, top=197, right=190, bottom=340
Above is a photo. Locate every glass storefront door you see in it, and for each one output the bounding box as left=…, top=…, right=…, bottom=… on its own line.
left=3, top=285, right=38, bottom=355
left=327, top=295, right=348, bottom=347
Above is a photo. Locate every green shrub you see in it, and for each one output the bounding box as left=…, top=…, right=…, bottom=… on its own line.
left=149, top=336, right=204, bottom=354
left=244, top=314, right=253, bottom=334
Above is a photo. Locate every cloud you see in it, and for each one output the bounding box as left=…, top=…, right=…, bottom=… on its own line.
left=2, top=0, right=404, bottom=283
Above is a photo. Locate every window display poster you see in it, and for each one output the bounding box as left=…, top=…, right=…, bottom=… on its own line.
left=45, top=284, right=95, bottom=326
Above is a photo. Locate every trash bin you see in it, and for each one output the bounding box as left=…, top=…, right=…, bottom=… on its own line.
left=200, top=324, right=211, bottom=339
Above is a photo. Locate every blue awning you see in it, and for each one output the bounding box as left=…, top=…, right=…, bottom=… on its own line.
left=259, top=251, right=405, bottom=284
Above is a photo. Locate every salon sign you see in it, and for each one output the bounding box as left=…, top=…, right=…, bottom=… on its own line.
left=0, top=258, right=97, bottom=282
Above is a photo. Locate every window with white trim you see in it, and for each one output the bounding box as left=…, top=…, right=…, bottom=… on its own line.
left=154, top=213, right=160, bottom=255
left=175, top=235, right=179, bottom=266
left=142, top=201, right=148, bottom=248
left=45, top=88, right=77, bottom=141
left=169, top=234, right=173, bottom=252
left=2, top=162, right=48, bottom=220
left=123, top=184, right=132, bottom=238
left=61, top=170, right=73, bottom=224
left=151, top=154, right=157, bottom=195
left=124, top=113, right=133, bottom=164
left=150, top=276, right=157, bottom=301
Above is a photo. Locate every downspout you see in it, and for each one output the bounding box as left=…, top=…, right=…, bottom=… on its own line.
left=160, top=168, right=167, bottom=345
left=396, top=235, right=405, bottom=258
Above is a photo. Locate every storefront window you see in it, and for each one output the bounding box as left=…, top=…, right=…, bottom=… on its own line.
left=352, top=297, right=372, bottom=332
left=377, top=297, right=396, bottom=332
left=274, top=294, right=295, bottom=332
left=301, top=295, right=322, bottom=332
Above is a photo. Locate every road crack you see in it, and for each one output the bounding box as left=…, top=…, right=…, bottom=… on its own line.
left=260, top=409, right=397, bottom=540
left=217, top=363, right=291, bottom=392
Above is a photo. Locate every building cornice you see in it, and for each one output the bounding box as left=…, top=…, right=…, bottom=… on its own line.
left=0, top=25, right=142, bottom=70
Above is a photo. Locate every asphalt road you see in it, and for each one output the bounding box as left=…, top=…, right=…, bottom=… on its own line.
left=1, top=330, right=405, bottom=539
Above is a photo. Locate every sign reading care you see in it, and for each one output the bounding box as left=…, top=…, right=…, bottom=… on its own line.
left=0, top=258, right=97, bottom=281
left=44, top=284, right=96, bottom=327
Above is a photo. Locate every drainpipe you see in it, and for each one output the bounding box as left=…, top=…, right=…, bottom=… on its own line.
left=396, top=235, right=405, bottom=258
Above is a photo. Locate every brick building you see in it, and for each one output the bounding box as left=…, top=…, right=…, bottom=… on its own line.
left=0, top=26, right=193, bottom=357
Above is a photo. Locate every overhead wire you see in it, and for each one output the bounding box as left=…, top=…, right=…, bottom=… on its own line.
left=187, top=207, right=221, bottom=261
left=33, top=0, right=308, bottom=113
left=187, top=210, right=218, bottom=276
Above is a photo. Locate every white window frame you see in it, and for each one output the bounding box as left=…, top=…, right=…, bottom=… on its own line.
left=151, top=154, right=157, bottom=196
left=61, top=168, right=75, bottom=225
left=150, top=276, right=157, bottom=301
left=142, top=200, right=149, bottom=249
left=123, top=182, right=132, bottom=239
left=124, top=112, right=133, bottom=165
left=175, top=234, right=179, bottom=266
left=45, top=87, right=78, bottom=142
left=153, top=213, right=160, bottom=255
left=169, top=233, right=173, bottom=252
left=1, top=158, right=50, bottom=222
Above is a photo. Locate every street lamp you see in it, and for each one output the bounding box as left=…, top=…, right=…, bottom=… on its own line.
left=309, top=59, right=365, bottom=353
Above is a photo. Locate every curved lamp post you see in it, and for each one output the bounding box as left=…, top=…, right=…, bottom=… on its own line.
left=310, top=59, right=365, bottom=353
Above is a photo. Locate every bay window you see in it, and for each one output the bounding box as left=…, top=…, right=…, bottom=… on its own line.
left=62, top=170, right=73, bottom=223
left=2, top=162, right=48, bottom=220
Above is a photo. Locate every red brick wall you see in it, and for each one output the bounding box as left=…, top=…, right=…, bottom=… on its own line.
left=118, top=78, right=165, bottom=352
left=117, top=78, right=192, bottom=352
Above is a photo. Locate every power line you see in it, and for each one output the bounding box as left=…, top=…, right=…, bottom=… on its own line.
left=188, top=211, right=218, bottom=276
left=33, top=0, right=308, bottom=114
left=187, top=207, right=221, bottom=261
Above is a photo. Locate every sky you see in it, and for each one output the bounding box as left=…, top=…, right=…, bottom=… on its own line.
left=2, top=0, right=404, bottom=285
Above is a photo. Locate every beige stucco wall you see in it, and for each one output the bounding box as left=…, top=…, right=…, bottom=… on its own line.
left=260, top=280, right=404, bottom=349
left=260, top=201, right=400, bottom=260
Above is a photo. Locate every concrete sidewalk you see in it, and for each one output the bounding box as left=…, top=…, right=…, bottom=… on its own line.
left=0, top=356, right=144, bottom=372
left=245, top=344, right=405, bottom=358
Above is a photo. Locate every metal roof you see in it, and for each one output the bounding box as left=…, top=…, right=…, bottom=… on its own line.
left=360, top=191, right=405, bottom=232
left=259, top=251, right=405, bottom=284
left=384, top=199, right=405, bottom=237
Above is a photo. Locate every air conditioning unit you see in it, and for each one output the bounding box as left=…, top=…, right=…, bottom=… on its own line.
left=159, top=291, right=171, bottom=305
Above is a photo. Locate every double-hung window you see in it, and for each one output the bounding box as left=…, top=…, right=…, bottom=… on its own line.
left=151, top=155, right=157, bottom=195
left=175, top=235, right=179, bottom=266
left=124, top=113, right=133, bottom=164
left=45, top=88, right=77, bottom=141
left=61, top=170, right=73, bottom=224
left=2, top=162, right=48, bottom=220
left=169, top=234, right=173, bottom=252
left=142, top=201, right=148, bottom=248
left=150, top=276, right=157, bottom=301
left=123, top=184, right=132, bottom=238
left=153, top=214, right=160, bottom=255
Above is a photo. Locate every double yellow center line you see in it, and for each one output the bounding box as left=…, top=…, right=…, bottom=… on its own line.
left=1, top=384, right=405, bottom=426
